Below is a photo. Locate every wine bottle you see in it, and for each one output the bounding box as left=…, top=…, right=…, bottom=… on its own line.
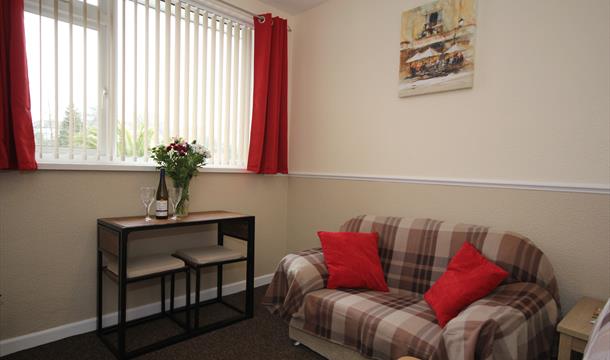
left=155, top=168, right=169, bottom=219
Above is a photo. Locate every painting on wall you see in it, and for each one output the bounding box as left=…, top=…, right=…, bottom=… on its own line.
left=399, top=0, right=477, bottom=97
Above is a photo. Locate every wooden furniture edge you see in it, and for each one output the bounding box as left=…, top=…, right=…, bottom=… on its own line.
left=557, top=297, right=604, bottom=341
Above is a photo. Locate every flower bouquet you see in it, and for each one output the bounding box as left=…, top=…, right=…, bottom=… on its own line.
left=150, top=138, right=211, bottom=216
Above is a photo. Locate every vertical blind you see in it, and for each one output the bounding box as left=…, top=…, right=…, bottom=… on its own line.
left=24, top=0, right=253, bottom=168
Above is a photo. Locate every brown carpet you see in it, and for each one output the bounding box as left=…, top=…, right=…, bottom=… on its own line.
left=2, top=286, right=325, bottom=360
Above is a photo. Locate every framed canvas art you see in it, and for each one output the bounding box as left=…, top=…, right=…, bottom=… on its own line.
left=399, top=0, right=477, bottom=97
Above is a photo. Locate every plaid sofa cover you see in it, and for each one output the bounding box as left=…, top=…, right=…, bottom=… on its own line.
left=263, top=216, right=560, bottom=360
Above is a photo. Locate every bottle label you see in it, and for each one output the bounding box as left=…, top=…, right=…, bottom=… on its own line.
left=156, top=200, right=168, bottom=216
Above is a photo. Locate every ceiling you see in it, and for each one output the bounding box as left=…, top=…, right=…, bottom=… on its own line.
left=258, top=0, right=328, bottom=15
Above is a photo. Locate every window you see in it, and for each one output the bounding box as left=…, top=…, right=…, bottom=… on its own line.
left=24, top=0, right=253, bottom=168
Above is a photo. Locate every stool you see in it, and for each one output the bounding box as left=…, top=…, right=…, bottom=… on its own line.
left=173, top=245, right=246, bottom=328
left=101, top=253, right=190, bottom=352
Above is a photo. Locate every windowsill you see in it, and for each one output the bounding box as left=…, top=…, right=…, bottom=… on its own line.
left=36, top=161, right=250, bottom=173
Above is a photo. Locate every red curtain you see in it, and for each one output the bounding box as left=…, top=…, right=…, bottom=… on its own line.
left=247, top=14, right=288, bottom=174
left=0, top=0, right=37, bottom=170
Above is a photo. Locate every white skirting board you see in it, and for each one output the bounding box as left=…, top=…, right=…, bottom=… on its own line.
left=0, top=273, right=274, bottom=357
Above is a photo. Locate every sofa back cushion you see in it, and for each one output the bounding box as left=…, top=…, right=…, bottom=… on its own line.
left=340, top=216, right=560, bottom=306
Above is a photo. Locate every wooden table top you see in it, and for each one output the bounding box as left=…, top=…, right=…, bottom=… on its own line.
left=557, top=297, right=605, bottom=341
left=98, top=210, right=252, bottom=230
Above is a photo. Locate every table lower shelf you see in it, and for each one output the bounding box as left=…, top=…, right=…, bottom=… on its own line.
left=97, top=298, right=250, bottom=359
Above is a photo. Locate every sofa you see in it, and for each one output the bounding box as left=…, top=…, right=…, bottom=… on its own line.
left=263, top=215, right=560, bottom=360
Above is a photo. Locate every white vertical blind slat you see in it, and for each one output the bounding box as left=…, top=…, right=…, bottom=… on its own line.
left=230, top=22, right=239, bottom=166
left=246, top=28, right=253, bottom=160
left=132, top=0, right=138, bottom=161
left=222, top=20, right=232, bottom=166
left=183, top=4, right=190, bottom=141
left=215, top=16, right=224, bottom=166
left=69, top=0, right=74, bottom=159
left=242, top=28, right=252, bottom=164
left=164, top=0, right=171, bottom=143
left=82, top=0, right=88, bottom=160
left=237, top=26, right=246, bottom=166
left=191, top=9, right=199, bottom=142
left=121, top=0, right=126, bottom=161
left=208, top=14, right=216, bottom=163
left=96, top=0, right=101, bottom=160
left=144, top=0, right=150, bottom=159
left=107, top=2, right=114, bottom=162
left=38, top=0, right=42, bottom=159
left=154, top=0, right=160, bottom=147
left=172, top=1, right=181, bottom=139
left=198, top=11, right=208, bottom=146
left=53, top=0, right=58, bottom=159
left=102, top=1, right=112, bottom=162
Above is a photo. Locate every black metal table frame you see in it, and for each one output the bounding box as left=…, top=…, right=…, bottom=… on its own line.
left=96, top=214, right=255, bottom=359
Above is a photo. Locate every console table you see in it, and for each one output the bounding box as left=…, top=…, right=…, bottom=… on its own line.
left=97, top=211, right=255, bottom=359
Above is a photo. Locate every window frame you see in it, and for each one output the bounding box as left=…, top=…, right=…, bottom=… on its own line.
left=25, top=0, right=113, bottom=162
left=24, top=0, right=254, bottom=171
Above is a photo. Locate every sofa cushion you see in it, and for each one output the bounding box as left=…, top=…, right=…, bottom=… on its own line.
left=424, top=242, right=509, bottom=327
left=291, top=288, right=442, bottom=359
left=318, top=231, right=388, bottom=292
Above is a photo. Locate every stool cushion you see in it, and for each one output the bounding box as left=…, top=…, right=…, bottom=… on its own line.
left=174, top=245, right=243, bottom=265
left=106, top=253, right=185, bottom=279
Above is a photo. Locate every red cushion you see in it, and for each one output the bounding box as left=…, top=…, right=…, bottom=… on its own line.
left=424, top=242, right=509, bottom=327
left=318, top=231, right=389, bottom=292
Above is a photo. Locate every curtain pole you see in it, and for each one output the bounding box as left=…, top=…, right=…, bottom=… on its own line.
left=210, top=0, right=293, bottom=31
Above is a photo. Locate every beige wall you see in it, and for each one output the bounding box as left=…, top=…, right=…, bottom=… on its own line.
left=0, top=171, right=288, bottom=340
left=286, top=0, right=610, bottom=312
left=289, top=0, right=610, bottom=185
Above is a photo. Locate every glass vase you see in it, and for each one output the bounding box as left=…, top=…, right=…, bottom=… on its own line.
left=175, top=181, right=190, bottom=217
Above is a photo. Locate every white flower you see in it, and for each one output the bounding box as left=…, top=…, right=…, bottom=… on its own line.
left=192, top=143, right=211, bottom=157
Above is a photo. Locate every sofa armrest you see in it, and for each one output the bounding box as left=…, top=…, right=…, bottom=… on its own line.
left=433, top=282, right=559, bottom=360
left=262, top=248, right=328, bottom=321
